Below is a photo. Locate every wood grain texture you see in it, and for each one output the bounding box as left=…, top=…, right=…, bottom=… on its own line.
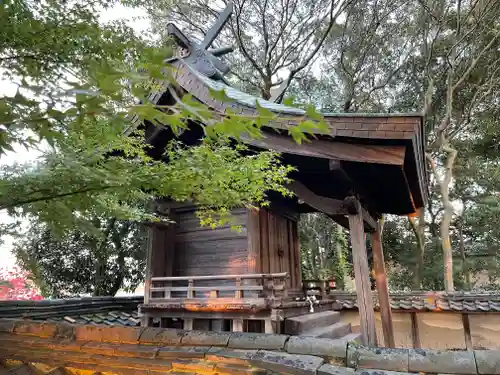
left=371, top=223, right=395, bottom=348
left=348, top=210, right=377, bottom=346
left=247, top=208, right=261, bottom=275
left=241, top=131, right=406, bottom=165
left=411, top=312, right=421, bottom=349
left=268, top=212, right=277, bottom=275
left=288, top=181, right=347, bottom=216
left=462, top=313, right=472, bottom=350
left=173, top=207, right=249, bottom=280
left=144, top=226, right=154, bottom=306
left=291, top=221, right=302, bottom=290
left=260, top=209, right=270, bottom=274
left=287, top=220, right=295, bottom=289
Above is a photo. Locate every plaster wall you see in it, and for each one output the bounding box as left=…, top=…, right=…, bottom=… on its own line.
left=341, top=311, right=413, bottom=348
left=469, top=314, right=500, bottom=349
left=339, top=311, right=500, bottom=349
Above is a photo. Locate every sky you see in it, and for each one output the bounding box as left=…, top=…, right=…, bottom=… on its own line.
left=0, top=3, right=151, bottom=269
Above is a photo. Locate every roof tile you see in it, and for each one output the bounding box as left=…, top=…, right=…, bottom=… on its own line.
left=327, top=291, right=500, bottom=313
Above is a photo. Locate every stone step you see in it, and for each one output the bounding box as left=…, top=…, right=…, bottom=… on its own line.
left=301, top=321, right=352, bottom=339
left=338, top=332, right=361, bottom=343
left=284, top=310, right=341, bottom=335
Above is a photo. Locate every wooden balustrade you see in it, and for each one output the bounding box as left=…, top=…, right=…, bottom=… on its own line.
left=143, top=273, right=289, bottom=332
left=149, top=272, right=289, bottom=305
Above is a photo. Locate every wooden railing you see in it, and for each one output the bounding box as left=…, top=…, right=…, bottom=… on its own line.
left=148, top=272, right=288, bottom=304
left=142, top=273, right=289, bottom=332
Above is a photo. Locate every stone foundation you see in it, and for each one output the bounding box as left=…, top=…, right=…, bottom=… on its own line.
left=2, top=319, right=500, bottom=375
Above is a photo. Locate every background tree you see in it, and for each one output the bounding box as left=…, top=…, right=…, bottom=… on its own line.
left=1, top=0, right=307, bottom=239
left=14, top=218, right=145, bottom=297
left=299, top=213, right=350, bottom=290
left=137, top=0, right=353, bottom=99
left=291, top=0, right=500, bottom=291
left=0, top=266, right=43, bottom=300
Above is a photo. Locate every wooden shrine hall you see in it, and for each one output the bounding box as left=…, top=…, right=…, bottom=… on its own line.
left=132, top=3, right=428, bottom=348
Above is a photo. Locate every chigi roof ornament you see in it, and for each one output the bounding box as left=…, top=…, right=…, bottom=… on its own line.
left=166, top=3, right=234, bottom=81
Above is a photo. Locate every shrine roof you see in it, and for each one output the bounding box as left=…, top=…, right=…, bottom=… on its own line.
left=184, top=62, right=424, bottom=121
left=328, top=291, right=500, bottom=313
left=0, top=296, right=141, bottom=326
left=144, top=60, right=427, bottom=221
left=135, top=2, right=428, bottom=222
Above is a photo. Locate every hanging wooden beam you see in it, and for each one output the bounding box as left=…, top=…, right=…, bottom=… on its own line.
left=288, top=181, right=377, bottom=232
left=288, top=181, right=346, bottom=215
left=371, top=220, right=395, bottom=348
left=347, top=197, right=377, bottom=346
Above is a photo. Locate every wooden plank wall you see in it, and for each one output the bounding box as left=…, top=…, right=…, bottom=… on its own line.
left=173, top=207, right=249, bottom=281
left=252, top=208, right=302, bottom=290
left=150, top=224, right=175, bottom=278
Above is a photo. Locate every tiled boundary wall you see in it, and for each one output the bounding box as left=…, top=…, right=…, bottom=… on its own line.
left=341, top=311, right=500, bottom=350
left=2, top=319, right=500, bottom=375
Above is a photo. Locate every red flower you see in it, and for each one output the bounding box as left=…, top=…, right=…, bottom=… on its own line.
left=0, top=266, right=43, bottom=301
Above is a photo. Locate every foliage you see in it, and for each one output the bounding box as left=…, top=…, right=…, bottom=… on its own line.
left=299, top=213, right=350, bottom=289
left=14, top=217, right=145, bottom=297
left=135, top=0, right=352, bottom=99
left=130, top=0, right=500, bottom=291
left=0, top=265, right=43, bottom=300
left=6, top=0, right=500, bottom=292
left=0, top=0, right=308, bottom=241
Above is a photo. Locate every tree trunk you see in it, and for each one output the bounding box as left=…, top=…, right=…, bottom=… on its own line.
left=408, top=209, right=425, bottom=290
left=458, top=218, right=471, bottom=290
left=110, top=252, right=126, bottom=296
left=416, top=208, right=426, bottom=288
left=427, top=143, right=457, bottom=293
left=440, top=144, right=458, bottom=292
left=334, top=224, right=346, bottom=290
left=261, top=77, right=272, bottom=100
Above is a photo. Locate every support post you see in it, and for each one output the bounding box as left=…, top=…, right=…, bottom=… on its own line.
left=140, top=224, right=155, bottom=327
left=347, top=197, right=377, bottom=346
left=183, top=279, right=194, bottom=330
left=411, top=312, right=420, bottom=348
left=232, top=319, right=244, bottom=332
left=371, top=221, right=395, bottom=348
left=264, top=319, right=274, bottom=334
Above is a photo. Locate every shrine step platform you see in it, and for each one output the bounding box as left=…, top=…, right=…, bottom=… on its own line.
left=284, top=310, right=354, bottom=340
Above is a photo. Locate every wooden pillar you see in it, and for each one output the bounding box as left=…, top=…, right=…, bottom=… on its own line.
left=411, top=312, right=420, bottom=348
left=183, top=318, right=194, bottom=330
left=141, top=224, right=155, bottom=327
left=232, top=319, right=243, bottom=332
left=347, top=198, right=377, bottom=346
left=264, top=319, right=274, bottom=334
left=184, top=279, right=194, bottom=330
left=371, top=221, right=395, bottom=348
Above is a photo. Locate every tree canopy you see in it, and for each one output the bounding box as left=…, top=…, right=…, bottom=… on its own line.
left=6, top=0, right=500, bottom=293
left=0, top=0, right=301, bottom=235
left=0, top=0, right=310, bottom=295
left=14, top=217, right=145, bottom=297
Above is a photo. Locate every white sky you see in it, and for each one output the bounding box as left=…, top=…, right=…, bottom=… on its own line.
left=0, top=4, right=151, bottom=269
